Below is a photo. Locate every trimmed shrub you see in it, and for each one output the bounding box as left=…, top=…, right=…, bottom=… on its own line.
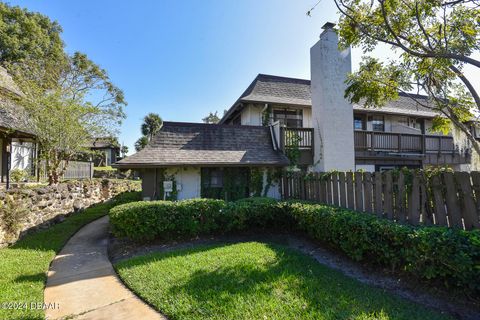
left=289, top=203, right=480, bottom=292
left=223, top=197, right=292, bottom=230
left=109, top=197, right=480, bottom=294
left=110, top=199, right=228, bottom=241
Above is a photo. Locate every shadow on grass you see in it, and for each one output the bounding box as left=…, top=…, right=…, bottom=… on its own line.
left=117, top=242, right=446, bottom=320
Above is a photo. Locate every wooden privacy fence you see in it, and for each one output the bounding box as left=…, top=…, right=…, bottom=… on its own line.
left=281, top=171, right=480, bottom=230
left=38, top=160, right=94, bottom=181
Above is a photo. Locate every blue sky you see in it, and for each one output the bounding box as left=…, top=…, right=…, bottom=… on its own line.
left=8, top=0, right=341, bottom=153
left=8, top=0, right=480, bottom=154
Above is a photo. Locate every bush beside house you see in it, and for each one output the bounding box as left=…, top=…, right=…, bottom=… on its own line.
left=110, top=198, right=480, bottom=296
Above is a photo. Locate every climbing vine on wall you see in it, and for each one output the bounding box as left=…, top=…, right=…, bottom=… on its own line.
left=157, top=169, right=178, bottom=201
left=250, top=168, right=264, bottom=197
left=262, top=168, right=282, bottom=197
left=201, top=168, right=250, bottom=201
left=285, top=132, right=302, bottom=167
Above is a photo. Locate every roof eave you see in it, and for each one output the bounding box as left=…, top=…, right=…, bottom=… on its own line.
left=112, top=162, right=289, bottom=169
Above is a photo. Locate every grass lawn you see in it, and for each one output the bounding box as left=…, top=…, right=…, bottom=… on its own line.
left=115, top=242, right=452, bottom=320
left=0, top=191, right=140, bottom=320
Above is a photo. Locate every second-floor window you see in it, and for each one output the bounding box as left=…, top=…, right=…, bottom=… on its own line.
left=354, top=115, right=365, bottom=130
left=372, top=116, right=385, bottom=132
left=273, top=109, right=303, bottom=127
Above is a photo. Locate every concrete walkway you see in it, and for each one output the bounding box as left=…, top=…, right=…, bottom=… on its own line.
left=44, top=216, right=164, bottom=320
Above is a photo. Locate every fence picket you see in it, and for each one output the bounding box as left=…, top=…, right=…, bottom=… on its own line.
left=339, top=172, right=347, bottom=208
left=384, top=172, right=394, bottom=219
left=346, top=172, right=355, bottom=210
left=471, top=172, right=480, bottom=216
left=444, top=172, right=463, bottom=228
left=455, top=172, right=479, bottom=229
left=408, top=173, right=420, bottom=225
left=319, top=173, right=326, bottom=203
left=395, top=172, right=406, bottom=222
left=431, top=175, right=447, bottom=226
left=374, top=172, right=383, bottom=217
left=363, top=172, right=373, bottom=213
left=326, top=174, right=333, bottom=205
left=332, top=172, right=339, bottom=206
left=354, top=172, right=363, bottom=211
left=419, top=173, right=432, bottom=225
left=279, top=170, right=479, bottom=230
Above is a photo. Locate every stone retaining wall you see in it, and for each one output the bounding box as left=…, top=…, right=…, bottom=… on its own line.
left=0, top=179, right=141, bottom=247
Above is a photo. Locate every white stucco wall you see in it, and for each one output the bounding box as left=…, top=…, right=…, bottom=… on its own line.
left=165, top=167, right=201, bottom=200
left=310, top=27, right=355, bottom=172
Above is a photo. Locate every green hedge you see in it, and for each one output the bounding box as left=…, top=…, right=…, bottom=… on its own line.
left=109, top=197, right=480, bottom=294
left=109, top=198, right=292, bottom=241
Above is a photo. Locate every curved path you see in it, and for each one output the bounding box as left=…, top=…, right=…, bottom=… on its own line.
left=44, top=216, right=164, bottom=320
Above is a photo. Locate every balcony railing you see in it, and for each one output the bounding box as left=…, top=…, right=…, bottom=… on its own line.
left=354, top=130, right=457, bottom=154
left=280, top=127, right=313, bottom=150
left=277, top=127, right=314, bottom=166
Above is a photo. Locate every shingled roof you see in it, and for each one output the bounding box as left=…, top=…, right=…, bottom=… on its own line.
left=0, top=98, right=34, bottom=136
left=0, top=66, right=35, bottom=136
left=220, top=74, right=438, bottom=123
left=88, top=137, right=120, bottom=150
left=114, top=122, right=289, bottom=168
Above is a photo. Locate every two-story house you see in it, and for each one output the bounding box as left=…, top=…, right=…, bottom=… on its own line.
left=219, top=73, right=469, bottom=172
left=115, top=22, right=474, bottom=200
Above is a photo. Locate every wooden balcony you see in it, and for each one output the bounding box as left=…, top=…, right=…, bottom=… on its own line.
left=354, top=130, right=457, bottom=154
left=279, top=127, right=314, bottom=166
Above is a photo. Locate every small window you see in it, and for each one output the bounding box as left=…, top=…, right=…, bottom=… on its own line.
left=372, top=116, right=384, bottom=132
left=210, top=169, right=223, bottom=187
left=273, top=109, right=303, bottom=128
left=354, top=115, right=364, bottom=130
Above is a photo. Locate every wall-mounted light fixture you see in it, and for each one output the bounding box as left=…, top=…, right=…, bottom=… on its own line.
left=5, top=142, right=11, bottom=153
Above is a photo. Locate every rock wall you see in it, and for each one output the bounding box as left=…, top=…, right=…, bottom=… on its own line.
left=0, top=179, right=141, bottom=247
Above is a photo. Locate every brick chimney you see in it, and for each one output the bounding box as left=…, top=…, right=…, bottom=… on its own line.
left=310, top=22, right=355, bottom=171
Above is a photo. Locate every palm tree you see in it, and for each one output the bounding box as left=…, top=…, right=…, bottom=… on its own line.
left=141, top=113, right=163, bottom=141
left=134, top=136, right=149, bottom=152
left=120, top=145, right=129, bottom=157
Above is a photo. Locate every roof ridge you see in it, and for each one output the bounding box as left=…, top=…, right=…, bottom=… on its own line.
left=256, top=73, right=311, bottom=83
